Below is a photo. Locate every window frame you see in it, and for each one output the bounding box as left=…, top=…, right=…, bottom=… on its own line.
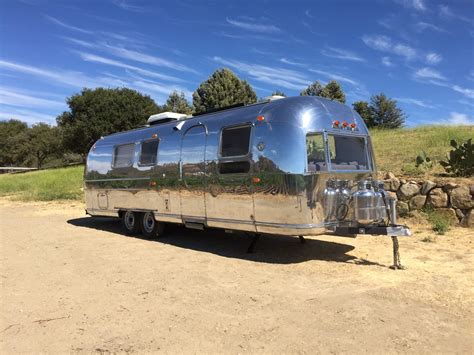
left=218, top=123, right=253, bottom=175
left=304, top=131, right=372, bottom=173
left=112, top=143, right=136, bottom=169
left=138, top=138, right=160, bottom=167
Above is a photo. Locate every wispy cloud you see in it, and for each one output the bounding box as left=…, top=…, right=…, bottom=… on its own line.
left=438, top=5, right=474, bottom=24
left=305, top=10, right=314, bottom=18
left=413, top=67, right=446, bottom=80
left=362, top=35, right=417, bottom=61
left=395, top=97, right=435, bottom=109
left=0, top=59, right=102, bottom=87
left=111, top=0, right=145, bottom=13
left=213, top=56, right=310, bottom=90
left=416, top=21, right=448, bottom=33
left=0, top=87, right=65, bottom=109
left=100, top=43, right=197, bottom=73
left=425, top=52, right=442, bottom=65
left=394, top=0, right=426, bottom=11
left=76, top=52, right=184, bottom=82
left=0, top=108, right=56, bottom=125
left=309, top=69, right=359, bottom=86
left=226, top=17, right=282, bottom=34
left=280, top=58, right=305, bottom=67
left=321, top=47, right=365, bottom=62
left=452, top=85, right=474, bottom=99
left=458, top=99, right=474, bottom=108
left=445, top=112, right=474, bottom=125
left=382, top=56, right=394, bottom=67
left=44, top=15, right=93, bottom=34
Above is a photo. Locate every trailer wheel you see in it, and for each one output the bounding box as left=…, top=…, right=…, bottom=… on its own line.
left=121, top=210, right=141, bottom=235
left=141, top=211, right=164, bottom=239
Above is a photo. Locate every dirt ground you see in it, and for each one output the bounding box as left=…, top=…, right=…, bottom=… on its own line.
left=0, top=200, right=473, bottom=354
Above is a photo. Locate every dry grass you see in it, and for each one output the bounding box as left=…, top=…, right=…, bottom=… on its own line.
left=370, top=125, right=474, bottom=176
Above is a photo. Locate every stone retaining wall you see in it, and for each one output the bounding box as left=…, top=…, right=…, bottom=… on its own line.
left=382, top=172, right=473, bottom=228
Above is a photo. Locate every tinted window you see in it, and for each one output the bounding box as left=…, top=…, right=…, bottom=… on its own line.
left=113, top=144, right=135, bottom=168
left=328, top=135, right=368, bottom=170
left=221, top=125, right=251, bottom=157
left=218, top=161, right=250, bottom=174
left=306, top=134, right=327, bottom=172
left=139, top=139, right=159, bottom=166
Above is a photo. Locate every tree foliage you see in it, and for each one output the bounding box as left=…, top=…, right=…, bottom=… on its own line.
left=163, top=90, right=193, bottom=114
left=321, top=80, right=345, bottom=103
left=57, top=88, right=159, bottom=157
left=271, top=90, right=286, bottom=97
left=192, top=68, right=257, bottom=113
left=0, top=119, right=28, bottom=166
left=0, top=120, right=61, bottom=168
left=300, top=81, right=324, bottom=97
left=352, top=101, right=373, bottom=127
left=368, top=93, right=406, bottom=128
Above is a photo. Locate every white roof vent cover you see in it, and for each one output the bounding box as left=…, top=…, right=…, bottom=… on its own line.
left=147, top=112, right=188, bottom=125
left=264, top=95, right=286, bottom=101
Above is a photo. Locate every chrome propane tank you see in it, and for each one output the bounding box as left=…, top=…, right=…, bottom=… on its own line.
left=353, top=180, right=378, bottom=225
left=353, top=179, right=388, bottom=224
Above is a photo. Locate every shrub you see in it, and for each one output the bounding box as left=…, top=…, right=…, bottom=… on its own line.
left=440, top=139, right=473, bottom=177
left=423, top=207, right=453, bottom=235
left=415, top=150, right=432, bottom=169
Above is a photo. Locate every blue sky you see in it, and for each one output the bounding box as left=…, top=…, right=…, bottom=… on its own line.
left=0, top=0, right=473, bottom=126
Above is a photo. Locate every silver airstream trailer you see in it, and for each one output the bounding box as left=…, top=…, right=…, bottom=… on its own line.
left=84, top=96, right=410, bottom=268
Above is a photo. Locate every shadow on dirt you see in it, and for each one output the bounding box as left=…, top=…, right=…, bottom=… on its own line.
left=67, top=216, right=386, bottom=266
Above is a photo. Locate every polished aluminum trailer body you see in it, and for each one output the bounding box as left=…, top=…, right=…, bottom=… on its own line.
left=85, top=96, right=395, bottom=236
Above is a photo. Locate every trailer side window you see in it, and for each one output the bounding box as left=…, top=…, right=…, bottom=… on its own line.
left=219, top=125, right=252, bottom=174
left=113, top=143, right=135, bottom=168
left=306, top=134, right=327, bottom=172
left=220, top=125, right=251, bottom=157
left=327, top=135, right=369, bottom=171
left=139, top=139, right=159, bottom=166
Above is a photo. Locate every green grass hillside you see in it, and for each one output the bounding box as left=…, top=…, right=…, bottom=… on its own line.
left=0, top=125, right=472, bottom=201
left=0, top=165, right=84, bottom=201
left=371, top=125, right=474, bottom=176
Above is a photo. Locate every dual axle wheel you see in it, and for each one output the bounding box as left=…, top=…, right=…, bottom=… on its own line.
left=121, top=210, right=164, bottom=238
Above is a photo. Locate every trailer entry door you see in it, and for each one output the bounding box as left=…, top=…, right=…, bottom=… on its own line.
left=180, top=125, right=207, bottom=222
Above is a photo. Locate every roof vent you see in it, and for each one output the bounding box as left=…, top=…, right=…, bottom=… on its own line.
left=264, top=95, right=286, bottom=101
left=147, top=112, right=188, bottom=125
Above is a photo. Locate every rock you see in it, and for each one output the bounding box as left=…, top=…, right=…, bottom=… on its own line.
left=427, top=188, right=448, bottom=208
left=421, top=180, right=436, bottom=195
left=461, top=209, right=473, bottom=228
left=400, top=179, right=407, bottom=184
left=455, top=209, right=465, bottom=220
left=386, top=191, right=398, bottom=201
left=397, top=182, right=420, bottom=201
left=383, top=172, right=400, bottom=191
left=442, top=182, right=458, bottom=193
left=409, top=195, right=426, bottom=210
left=450, top=185, right=473, bottom=209
left=470, top=185, right=474, bottom=196
left=396, top=201, right=409, bottom=217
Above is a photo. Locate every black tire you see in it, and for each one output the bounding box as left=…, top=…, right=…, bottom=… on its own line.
left=121, top=210, right=141, bottom=235
left=140, top=211, right=165, bottom=239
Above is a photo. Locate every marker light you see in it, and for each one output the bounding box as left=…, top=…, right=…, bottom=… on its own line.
left=342, top=121, right=349, bottom=128
left=257, top=115, right=265, bottom=122
left=252, top=176, right=261, bottom=184
left=152, top=133, right=158, bottom=138
left=332, top=120, right=340, bottom=128
left=350, top=123, right=357, bottom=130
